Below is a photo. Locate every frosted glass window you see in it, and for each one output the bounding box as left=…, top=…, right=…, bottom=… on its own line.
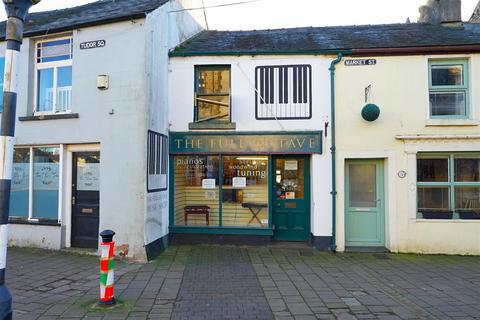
left=32, top=147, right=60, bottom=219
left=9, top=149, right=30, bottom=218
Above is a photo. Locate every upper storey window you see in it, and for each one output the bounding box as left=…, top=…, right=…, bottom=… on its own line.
left=194, top=65, right=231, bottom=124
left=428, top=60, right=468, bottom=118
left=35, top=37, right=73, bottom=114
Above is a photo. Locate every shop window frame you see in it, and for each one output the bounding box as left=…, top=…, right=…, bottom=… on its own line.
left=168, top=154, right=274, bottom=234
left=416, top=152, right=480, bottom=219
left=9, top=145, right=63, bottom=223
left=428, top=59, right=469, bottom=119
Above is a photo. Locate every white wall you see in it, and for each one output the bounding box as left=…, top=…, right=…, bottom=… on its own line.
left=169, top=55, right=334, bottom=237
left=143, top=0, right=205, bottom=247
left=8, top=19, right=150, bottom=259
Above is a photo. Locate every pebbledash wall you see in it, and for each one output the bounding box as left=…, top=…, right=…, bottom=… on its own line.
left=335, top=54, right=480, bottom=255
left=1, top=0, right=205, bottom=260
left=168, top=55, right=334, bottom=246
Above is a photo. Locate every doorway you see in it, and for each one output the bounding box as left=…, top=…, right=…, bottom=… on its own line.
left=71, top=152, right=100, bottom=248
left=272, top=156, right=310, bottom=241
left=345, top=159, right=385, bottom=249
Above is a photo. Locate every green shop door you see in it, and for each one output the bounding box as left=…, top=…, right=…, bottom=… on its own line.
left=345, top=159, right=385, bottom=248
left=272, top=156, right=310, bottom=241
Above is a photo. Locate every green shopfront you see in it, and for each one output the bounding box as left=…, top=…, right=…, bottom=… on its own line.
left=169, top=131, right=322, bottom=242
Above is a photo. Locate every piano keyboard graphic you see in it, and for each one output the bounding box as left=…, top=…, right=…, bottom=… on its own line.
left=147, top=131, right=168, bottom=191
left=255, top=65, right=312, bottom=119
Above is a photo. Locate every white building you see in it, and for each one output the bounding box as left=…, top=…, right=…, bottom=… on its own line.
left=1, top=0, right=205, bottom=260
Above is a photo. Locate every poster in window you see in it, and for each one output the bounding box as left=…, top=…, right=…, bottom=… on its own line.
left=33, top=163, right=59, bottom=191
left=12, top=163, right=29, bottom=191
left=232, top=177, right=246, bottom=188
left=285, top=160, right=298, bottom=171
left=202, top=179, right=216, bottom=189
left=77, top=163, right=100, bottom=191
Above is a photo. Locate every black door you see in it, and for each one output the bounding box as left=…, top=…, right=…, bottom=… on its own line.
left=71, top=152, right=100, bottom=248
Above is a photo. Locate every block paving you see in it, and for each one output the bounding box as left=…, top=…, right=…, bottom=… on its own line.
left=6, top=246, right=480, bottom=319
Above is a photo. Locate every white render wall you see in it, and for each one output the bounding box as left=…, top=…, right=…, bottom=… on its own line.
left=6, top=20, right=149, bottom=259
left=144, top=0, right=205, bottom=247
left=169, top=55, right=335, bottom=238
left=335, top=54, right=480, bottom=255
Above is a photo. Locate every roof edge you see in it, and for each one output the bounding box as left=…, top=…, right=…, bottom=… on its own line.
left=169, top=49, right=353, bottom=57
left=352, top=45, right=480, bottom=56
left=0, top=11, right=150, bottom=41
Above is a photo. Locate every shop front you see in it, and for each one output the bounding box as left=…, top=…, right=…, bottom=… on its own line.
left=169, top=131, right=322, bottom=243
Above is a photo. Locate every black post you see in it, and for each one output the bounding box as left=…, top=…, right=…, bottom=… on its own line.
left=0, top=1, right=40, bottom=319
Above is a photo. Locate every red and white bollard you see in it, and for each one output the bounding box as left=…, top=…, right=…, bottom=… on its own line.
left=99, top=230, right=115, bottom=306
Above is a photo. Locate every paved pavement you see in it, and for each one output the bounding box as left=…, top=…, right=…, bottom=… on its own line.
left=6, top=246, right=480, bottom=319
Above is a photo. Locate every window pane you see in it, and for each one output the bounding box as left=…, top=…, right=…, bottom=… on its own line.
left=348, top=164, right=376, bottom=207
left=57, top=66, right=72, bottom=112
left=32, top=147, right=60, bottom=219
left=222, top=156, right=269, bottom=227
left=197, top=96, right=229, bottom=123
left=275, top=159, right=305, bottom=200
left=9, top=149, right=30, bottom=218
left=431, top=65, right=463, bottom=86
left=455, top=186, right=480, bottom=211
left=37, top=39, right=73, bottom=63
left=37, top=68, right=54, bottom=112
left=429, top=92, right=466, bottom=116
left=454, top=157, right=479, bottom=182
left=417, top=158, right=449, bottom=182
left=173, top=156, right=219, bottom=226
left=417, top=186, right=450, bottom=210
left=197, top=68, right=230, bottom=94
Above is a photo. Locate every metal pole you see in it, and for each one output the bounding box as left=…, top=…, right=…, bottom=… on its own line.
left=0, top=1, right=39, bottom=319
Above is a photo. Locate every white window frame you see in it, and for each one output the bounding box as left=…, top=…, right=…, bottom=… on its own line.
left=11, top=145, right=63, bottom=222
left=34, top=36, right=73, bottom=115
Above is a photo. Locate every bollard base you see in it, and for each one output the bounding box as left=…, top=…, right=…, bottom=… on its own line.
left=98, top=298, right=116, bottom=307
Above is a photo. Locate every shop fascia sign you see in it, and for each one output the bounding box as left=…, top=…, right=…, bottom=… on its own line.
left=170, top=131, right=322, bottom=154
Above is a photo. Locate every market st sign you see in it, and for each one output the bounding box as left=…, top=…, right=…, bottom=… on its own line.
left=170, top=131, right=322, bottom=154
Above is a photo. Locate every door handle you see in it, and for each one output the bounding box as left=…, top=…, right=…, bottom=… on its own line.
left=72, top=196, right=76, bottom=205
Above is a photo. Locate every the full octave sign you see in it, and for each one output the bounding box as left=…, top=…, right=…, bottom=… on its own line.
left=170, top=131, right=322, bottom=154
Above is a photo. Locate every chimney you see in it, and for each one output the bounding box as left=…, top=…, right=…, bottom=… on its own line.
left=418, top=0, right=462, bottom=25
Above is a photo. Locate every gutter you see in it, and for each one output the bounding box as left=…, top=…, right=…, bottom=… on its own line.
left=328, top=52, right=343, bottom=252
left=352, top=44, right=480, bottom=56
left=169, top=49, right=352, bottom=57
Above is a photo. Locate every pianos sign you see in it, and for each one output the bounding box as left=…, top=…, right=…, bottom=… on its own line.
left=170, top=131, right=322, bottom=154
left=344, top=59, right=376, bottom=66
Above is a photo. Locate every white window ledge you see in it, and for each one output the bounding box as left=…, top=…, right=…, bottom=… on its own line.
left=396, top=134, right=480, bottom=140
left=425, top=119, right=479, bottom=126
left=412, top=218, right=480, bottom=223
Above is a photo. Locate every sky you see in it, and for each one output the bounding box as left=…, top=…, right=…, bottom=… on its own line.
left=0, top=0, right=477, bottom=30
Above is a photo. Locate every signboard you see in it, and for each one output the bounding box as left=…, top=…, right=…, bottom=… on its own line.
left=80, top=40, right=106, bottom=50
left=170, top=131, right=322, bottom=154
left=344, top=59, right=376, bottom=66
left=284, top=160, right=298, bottom=171
left=202, top=179, right=216, bottom=189
left=232, top=177, right=247, bottom=188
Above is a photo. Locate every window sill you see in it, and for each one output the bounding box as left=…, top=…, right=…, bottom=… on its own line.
left=412, top=218, right=480, bottom=223
left=19, top=113, right=79, bottom=121
left=425, top=119, right=479, bottom=126
left=9, top=218, right=61, bottom=226
left=188, top=122, right=236, bottom=130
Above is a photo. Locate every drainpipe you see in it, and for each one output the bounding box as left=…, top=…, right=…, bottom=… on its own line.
left=329, top=52, right=343, bottom=252
left=0, top=1, right=40, bottom=319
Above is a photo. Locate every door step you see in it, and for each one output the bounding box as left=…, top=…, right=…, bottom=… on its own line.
left=345, top=246, right=388, bottom=253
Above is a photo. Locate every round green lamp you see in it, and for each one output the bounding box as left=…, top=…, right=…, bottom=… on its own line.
left=361, top=103, right=380, bottom=122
